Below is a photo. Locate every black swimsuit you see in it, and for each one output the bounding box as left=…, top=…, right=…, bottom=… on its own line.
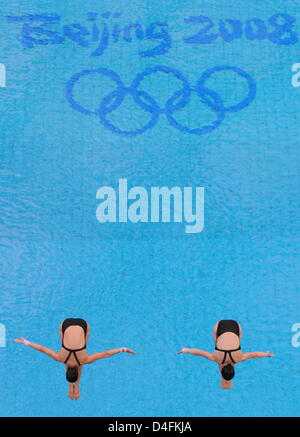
left=215, top=320, right=241, bottom=364
left=62, top=318, right=88, bottom=366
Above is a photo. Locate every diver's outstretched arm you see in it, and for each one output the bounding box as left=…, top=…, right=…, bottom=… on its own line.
left=86, top=347, right=136, bottom=364
left=177, top=347, right=215, bottom=361
left=14, top=338, right=59, bottom=361
left=241, top=351, right=274, bottom=361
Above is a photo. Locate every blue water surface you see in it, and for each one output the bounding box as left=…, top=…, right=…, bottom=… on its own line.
left=0, top=0, right=300, bottom=417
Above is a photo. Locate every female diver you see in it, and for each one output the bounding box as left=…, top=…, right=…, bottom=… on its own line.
left=15, top=318, right=136, bottom=400
left=178, top=320, right=274, bottom=389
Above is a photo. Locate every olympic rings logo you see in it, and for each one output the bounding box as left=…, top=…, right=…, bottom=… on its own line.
left=66, top=65, right=256, bottom=136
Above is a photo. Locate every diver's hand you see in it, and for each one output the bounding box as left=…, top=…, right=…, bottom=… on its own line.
left=14, top=338, right=30, bottom=346
left=266, top=351, right=275, bottom=357
left=177, top=348, right=189, bottom=354
left=120, top=347, right=136, bottom=354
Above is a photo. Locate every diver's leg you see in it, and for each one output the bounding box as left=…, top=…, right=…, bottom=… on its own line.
left=213, top=321, right=220, bottom=343
left=68, top=383, right=75, bottom=400
left=73, top=384, right=80, bottom=400
left=59, top=323, right=63, bottom=341
left=85, top=323, right=90, bottom=345
left=238, top=323, right=243, bottom=341
left=73, top=366, right=82, bottom=400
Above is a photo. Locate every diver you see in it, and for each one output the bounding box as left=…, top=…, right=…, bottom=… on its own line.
left=178, top=320, right=274, bottom=389
left=15, top=318, right=136, bottom=399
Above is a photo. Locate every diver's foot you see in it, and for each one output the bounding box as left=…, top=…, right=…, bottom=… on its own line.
left=73, top=385, right=80, bottom=400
